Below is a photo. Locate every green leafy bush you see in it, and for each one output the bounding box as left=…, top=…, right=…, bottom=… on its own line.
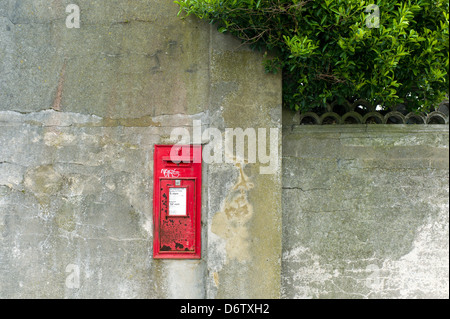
left=176, top=0, right=449, bottom=112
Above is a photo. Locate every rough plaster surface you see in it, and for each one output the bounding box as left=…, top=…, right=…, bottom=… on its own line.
left=0, top=0, right=283, bottom=298
left=281, top=123, right=449, bottom=299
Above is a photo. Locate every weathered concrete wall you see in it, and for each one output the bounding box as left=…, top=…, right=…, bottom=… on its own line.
left=282, top=110, right=449, bottom=298
left=206, top=32, right=282, bottom=299
left=0, top=0, right=282, bottom=298
left=3, top=0, right=447, bottom=300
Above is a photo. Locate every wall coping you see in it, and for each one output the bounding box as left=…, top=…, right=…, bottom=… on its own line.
left=286, top=124, right=450, bottom=134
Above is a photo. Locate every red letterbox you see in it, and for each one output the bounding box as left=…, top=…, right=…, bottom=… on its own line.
left=153, top=145, right=202, bottom=259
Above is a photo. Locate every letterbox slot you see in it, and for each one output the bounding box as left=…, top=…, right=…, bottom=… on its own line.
left=162, top=156, right=192, bottom=167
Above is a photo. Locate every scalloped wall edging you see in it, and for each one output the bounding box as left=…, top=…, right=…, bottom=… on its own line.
left=297, top=99, right=449, bottom=125
left=299, top=110, right=449, bottom=125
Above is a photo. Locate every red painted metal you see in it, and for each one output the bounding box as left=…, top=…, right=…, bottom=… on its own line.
left=153, top=145, right=202, bottom=259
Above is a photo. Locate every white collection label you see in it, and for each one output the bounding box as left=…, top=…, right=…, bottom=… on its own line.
left=169, top=188, right=187, bottom=216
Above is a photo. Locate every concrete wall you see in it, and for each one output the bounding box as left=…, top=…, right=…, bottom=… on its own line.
left=1, top=0, right=448, bottom=300
left=282, top=110, right=449, bottom=298
left=0, top=0, right=282, bottom=298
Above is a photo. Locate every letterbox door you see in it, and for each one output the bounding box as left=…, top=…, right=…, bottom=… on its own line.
left=159, top=178, right=196, bottom=252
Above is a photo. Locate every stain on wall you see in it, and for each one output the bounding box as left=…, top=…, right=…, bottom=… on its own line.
left=211, top=163, right=254, bottom=262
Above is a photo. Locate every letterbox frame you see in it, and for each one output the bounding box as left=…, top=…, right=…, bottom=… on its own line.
left=153, top=144, right=202, bottom=259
